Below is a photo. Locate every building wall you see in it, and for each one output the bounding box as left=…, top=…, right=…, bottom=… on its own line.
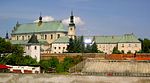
left=11, top=32, right=67, bottom=44
left=118, top=43, right=141, bottom=53
left=51, top=43, right=69, bottom=53
left=97, top=44, right=117, bottom=54
left=26, top=45, right=40, bottom=62
left=68, top=26, right=75, bottom=39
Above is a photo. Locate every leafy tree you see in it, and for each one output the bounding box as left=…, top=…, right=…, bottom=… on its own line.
left=50, top=56, right=59, bottom=68
left=39, top=60, right=51, bottom=71
left=112, top=46, right=122, bottom=54
left=127, top=51, right=132, bottom=54
left=66, top=38, right=74, bottom=53
left=138, top=38, right=150, bottom=53
left=56, top=63, right=64, bottom=73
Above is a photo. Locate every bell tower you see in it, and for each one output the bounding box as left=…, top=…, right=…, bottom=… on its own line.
left=68, top=11, right=76, bottom=39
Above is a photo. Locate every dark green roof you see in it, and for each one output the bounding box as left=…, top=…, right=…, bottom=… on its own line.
left=28, top=34, right=39, bottom=43
left=12, top=21, right=67, bottom=34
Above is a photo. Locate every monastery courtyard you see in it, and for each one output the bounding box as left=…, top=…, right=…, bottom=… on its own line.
left=0, top=73, right=150, bottom=83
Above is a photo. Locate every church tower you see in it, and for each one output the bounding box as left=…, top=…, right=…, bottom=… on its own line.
left=68, top=11, right=76, bottom=39
left=26, top=33, right=40, bottom=62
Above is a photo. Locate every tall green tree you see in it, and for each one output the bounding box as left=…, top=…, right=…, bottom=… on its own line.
left=90, top=42, right=98, bottom=53
left=112, top=46, right=122, bottom=54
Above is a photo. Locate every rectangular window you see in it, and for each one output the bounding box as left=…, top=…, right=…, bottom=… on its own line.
left=54, top=47, right=56, bottom=49
left=128, top=44, right=131, bottom=47
left=122, top=44, right=124, bottom=48
left=57, top=34, right=60, bottom=38
left=35, top=46, right=37, bottom=50
left=17, top=36, right=19, bottom=40
left=59, top=47, right=61, bottom=49
left=135, top=44, right=137, bottom=47
left=22, top=36, right=24, bottom=40
left=63, top=47, right=65, bottom=49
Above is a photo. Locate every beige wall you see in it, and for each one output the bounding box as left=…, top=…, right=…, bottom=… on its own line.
left=11, top=32, right=67, bottom=44
left=97, top=44, right=117, bottom=54
left=51, top=43, right=69, bottom=53
left=118, top=43, right=141, bottom=53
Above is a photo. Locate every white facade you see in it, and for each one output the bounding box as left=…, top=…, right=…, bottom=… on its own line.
left=51, top=43, right=69, bottom=53
left=26, top=45, right=40, bottom=62
left=7, top=65, right=40, bottom=74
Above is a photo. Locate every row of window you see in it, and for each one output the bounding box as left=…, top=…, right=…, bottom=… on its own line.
left=27, top=46, right=37, bottom=50
left=16, top=34, right=60, bottom=40
left=121, top=44, right=137, bottom=48
left=54, top=47, right=66, bottom=50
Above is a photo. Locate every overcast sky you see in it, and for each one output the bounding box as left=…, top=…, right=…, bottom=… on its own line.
left=0, top=0, right=150, bottom=39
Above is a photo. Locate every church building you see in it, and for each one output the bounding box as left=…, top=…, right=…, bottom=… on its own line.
left=9, top=12, right=141, bottom=55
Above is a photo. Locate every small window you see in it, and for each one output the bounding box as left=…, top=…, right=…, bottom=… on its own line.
left=128, top=44, right=131, bottom=47
left=99, top=45, right=101, bottom=48
left=135, top=44, right=137, bottom=47
left=51, top=34, right=53, bottom=39
left=122, top=44, right=124, bottom=48
left=35, top=46, right=37, bottom=50
left=54, top=47, right=56, bottom=49
left=28, top=36, right=30, bottom=40
left=22, top=36, right=24, bottom=40
left=17, top=36, right=19, bottom=40
left=63, top=47, right=65, bottom=49
left=57, top=34, right=60, bottom=38
left=28, top=46, right=30, bottom=50
left=59, top=47, right=61, bottom=49
left=45, top=35, right=47, bottom=39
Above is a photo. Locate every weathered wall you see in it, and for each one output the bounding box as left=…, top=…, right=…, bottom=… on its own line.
left=0, top=73, right=150, bottom=83
left=40, top=53, right=108, bottom=61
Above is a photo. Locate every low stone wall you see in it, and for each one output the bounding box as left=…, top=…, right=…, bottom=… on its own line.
left=1, top=73, right=150, bottom=83
left=40, top=53, right=108, bottom=61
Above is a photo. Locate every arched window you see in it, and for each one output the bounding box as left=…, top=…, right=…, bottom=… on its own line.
left=22, top=36, right=24, bottom=40
left=45, top=35, right=47, bottom=40
left=51, top=34, right=53, bottom=39
left=57, top=34, right=60, bottom=38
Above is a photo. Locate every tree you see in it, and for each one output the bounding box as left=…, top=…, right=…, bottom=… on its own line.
left=127, top=51, right=132, bottom=54
left=90, top=42, right=98, bottom=53
left=112, top=46, right=122, bottom=54
left=138, top=38, right=150, bottom=53
left=50, top=56, right=59, bottom=68
left=66, top=38, right=74, bottom=53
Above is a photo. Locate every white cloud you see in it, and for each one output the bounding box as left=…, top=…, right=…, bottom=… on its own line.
left=34, top=16, right=54, bottom=22
left=62, top=16, right=84, bottom=26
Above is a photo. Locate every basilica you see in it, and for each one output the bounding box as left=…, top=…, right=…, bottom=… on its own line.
left=9, top=12, right=141, bottom=56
